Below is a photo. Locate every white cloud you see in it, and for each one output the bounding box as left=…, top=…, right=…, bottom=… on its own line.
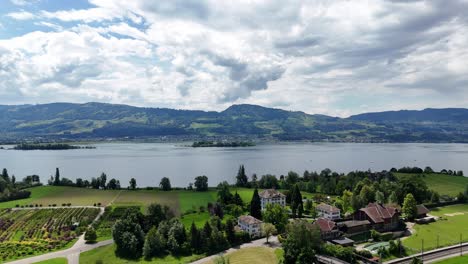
left=0, top=0, right=468, bottom=116
left=6, top=11, right=36, bottom=20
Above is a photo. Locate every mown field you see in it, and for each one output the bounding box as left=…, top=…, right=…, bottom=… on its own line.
left=203, top=247, right=283, bottom=264
left=434, top=255, right=468, bottom=264
left=79, top=244, right=204, bottom=264
left=33, top=257, right=68, bottom=264
left=403, top=204, right=468, bottom=253
left=395, top=173, right=468, bottom=196
left=0, top=208, right=99, bottom=262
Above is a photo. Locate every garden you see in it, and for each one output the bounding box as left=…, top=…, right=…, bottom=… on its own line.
left=0, top=208, right=99, bottom=261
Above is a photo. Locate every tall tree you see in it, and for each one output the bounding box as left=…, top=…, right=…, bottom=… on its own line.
left=85, top=226, right=97, bottom=243
left=283, top=220, right=322, bottom=264
left=129, top=178, right=137, bottom=190
left=236, top=165, right=248, bottom=187
left=143, top=226, right=165, bottom=259
left=263, top=203, right=288, bottom=233
left=99, top=173, right=107, bottom=189
left=291, top=184, right=303, bottom=218
left=388, top=191, right=398, bottom=205
left=233, top=191, right=243, bottom=206
left=217, top=181, right=233, bottom=205
left=375, top=191, right=385, bottom=204
left=54, top=168, right=60, bottom=185
left=250, top=187, right=262, bottom=219
left=194, top=176, right=208, bottom=191
left=1, top=168, right=9, bottom=182
left=262, top=223, right=277, bottom=243
left=160, top=177, right=172, bottom=191
left=402, top=193, right=418, bottom=221
left=190, top=221, right=202, bottom=253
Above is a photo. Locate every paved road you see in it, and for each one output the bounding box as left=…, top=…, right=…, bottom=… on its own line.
left=385, top=242, right=468, bottom=264
left=190, top=236, right=280, bottom=264
left=5, top=206, right=110, bottom=264
left=5, top=239, right=113, bottom=264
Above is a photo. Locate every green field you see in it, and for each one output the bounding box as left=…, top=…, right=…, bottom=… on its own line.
left=403, top=204, right=468, bottom=253
left=395, top=173, right=468, bottom=196
left=79, top=244, right=204, bottom=264
left=33, top=257, right=68, bottom=264
left=434, top=255, right=468, bottom=264
left=204, top=247, right=281, bottom=264
left=0, top=186, right=120, bottom=208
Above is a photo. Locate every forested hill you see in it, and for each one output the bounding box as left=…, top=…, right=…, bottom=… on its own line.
left=0, top=102, right=468, bottom=143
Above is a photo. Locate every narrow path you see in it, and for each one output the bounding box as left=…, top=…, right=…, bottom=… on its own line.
left=190, top=236, right=280, bottom=264
left=107, top=190, right=122, bottom=206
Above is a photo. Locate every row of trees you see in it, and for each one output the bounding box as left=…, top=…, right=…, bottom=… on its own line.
left=111, top=205, right=251, bottom=260
left=48, top=168, right=138, bottom=190
left=0, top=168, right=36, bottom=202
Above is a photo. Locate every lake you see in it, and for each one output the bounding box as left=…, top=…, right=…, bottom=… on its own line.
left=1, top=142, right=468, bottom=187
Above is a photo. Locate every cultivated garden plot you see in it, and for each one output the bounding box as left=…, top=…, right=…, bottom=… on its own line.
left=0, top=208, right=99, bottom=261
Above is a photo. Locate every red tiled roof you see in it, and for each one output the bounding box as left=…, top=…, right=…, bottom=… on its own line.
left=259, top=189, right=286, bottom=199
left=360, top=203, right=398, bottom=223
left=316, top=218, right=336, bottom=232
left=316, top=203, right=340, bottom=213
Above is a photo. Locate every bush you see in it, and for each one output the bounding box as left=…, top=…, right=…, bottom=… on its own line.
left=380, top=232, right=393, bottom=241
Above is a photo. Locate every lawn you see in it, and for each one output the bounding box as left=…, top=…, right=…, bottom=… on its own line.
left=0, top=186, right=121, bottom=208
left=79, top=244, right=205, bottom=264
left=395, top=173, right=468, bottom=196
left=113, top=190, right=179, bottom=213
left=434, top=255, right=468, bottom=264
left=203, top=247, right=281, bottom=264
left=180, top=212, right=211, bottom=228
left=403, top=204, right=468, bottom=253
left=33, top=257, right=68, bottom=264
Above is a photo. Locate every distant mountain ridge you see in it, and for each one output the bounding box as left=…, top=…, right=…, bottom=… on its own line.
left=0, top=102, right=467, bottom=143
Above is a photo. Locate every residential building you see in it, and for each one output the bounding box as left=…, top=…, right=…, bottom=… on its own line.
left=237, top=215, right=263, bottom=237
left=316, top=203, right=341, bottom=220
left=337, top=220, right=371, bottom=235
left=259, top=189, right=286, bottom=210
left=315, top=218, right=340, bottom=240
left=354, top=203, right=400, bottom=232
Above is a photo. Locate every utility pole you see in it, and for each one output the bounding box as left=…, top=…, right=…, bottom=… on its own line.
left=421, top=239, right=424, bottom=263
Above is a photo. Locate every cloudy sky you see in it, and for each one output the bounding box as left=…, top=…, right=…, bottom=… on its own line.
left=1, top=0, right=467, bottom=117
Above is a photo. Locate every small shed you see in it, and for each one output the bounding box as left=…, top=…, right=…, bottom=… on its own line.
left=416, top=204, right=430, bottom=219
left=331, top=237, right=355, bottom=247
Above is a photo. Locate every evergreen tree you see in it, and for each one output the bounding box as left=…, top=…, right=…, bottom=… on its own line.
left=225, top=218, right=236, bottom=245
left=236, top=165, right=248, bottom=187
left=1, top=168, right=9, bottom=182
left=375, top=191, right=385, bottom=204
left=250, top=187, right=262, bottom=219
left=233, top=191, right=243, bottom=206
left=388, top=191, right=398, bottom=205
left=291, top=185, right=303, bottom=218
left=143, top=226, right=165, bottom=259
left=190, top=221, right=202, bottom=253
left=99, top=172, right=107, bottom=189
left=54, top=168, right=60, bottom=185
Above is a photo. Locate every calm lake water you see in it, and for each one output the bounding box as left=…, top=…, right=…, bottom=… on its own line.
left=1, top=142, right=467, bottom=187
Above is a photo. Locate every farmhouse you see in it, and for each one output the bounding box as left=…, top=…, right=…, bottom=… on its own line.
left=237, top=215, right=262, bottom=237
left=338, top=220, right=371, bottom=235
left=316, top=203, right=341, bottom=220
left=354, top=203, right=400, bottom=232
left=259, top=189, right=286, bottom=210
left=416, top=204, right=430, bottom=219
left=315, top=218, right=340, bottom=240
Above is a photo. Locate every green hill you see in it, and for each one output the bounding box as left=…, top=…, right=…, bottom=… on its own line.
left=1, top=102, right=468, bottom=142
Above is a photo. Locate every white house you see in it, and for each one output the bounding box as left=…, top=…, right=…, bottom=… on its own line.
left=237, top=215, right=262, bottom=237
left=316, top=203, right=341, bottom=220
left=259, top=189, right=286, bottom=210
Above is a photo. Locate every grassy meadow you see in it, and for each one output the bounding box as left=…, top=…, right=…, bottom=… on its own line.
left=434, top=255, right=468, bottom=264
left=403, top=204, right=468, bottom=253
left=33, top=257, right=68, bottom=264
left=79, top=244, right=204, bottom=264
left=203, top=247, right=282, bottom=264
left=395, top=173, right=468, bottom=196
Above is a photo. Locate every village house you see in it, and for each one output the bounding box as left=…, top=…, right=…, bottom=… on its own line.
left=316, top=203, right=341, bottom=220
left=354, top=203, right=400, bottom=232
left=315, top=218, right=341, bottom=240
left=337, top=220, right=371, bottom=235
left=237, top=215, right=263, bottom=237
left=416, top=204, right=430, bottom=219
left=259, top=189, right=286, bottom=210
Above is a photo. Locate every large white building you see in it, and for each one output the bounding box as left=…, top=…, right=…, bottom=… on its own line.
left=237, top=215, right=263, bottom=237
left=316, top=203, right=341, bottom=220
left=259, top=189, right=286, bottom=210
